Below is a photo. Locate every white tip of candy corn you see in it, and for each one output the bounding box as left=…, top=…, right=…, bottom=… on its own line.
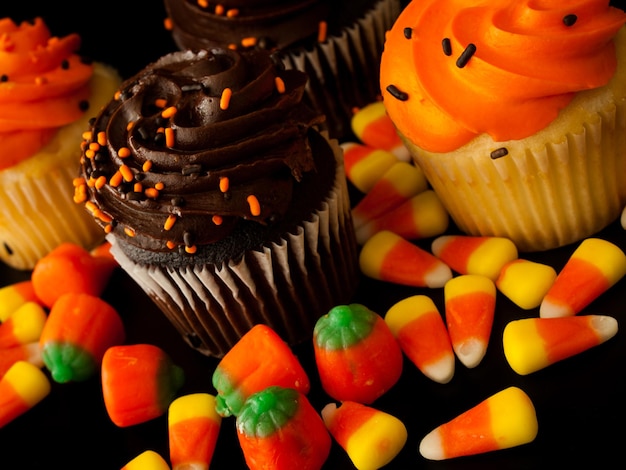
left=423, top=355, right=456, bottom=384
left=454, top=338, right=488, bottom=369
left=419, top=428, right=446, bottom=461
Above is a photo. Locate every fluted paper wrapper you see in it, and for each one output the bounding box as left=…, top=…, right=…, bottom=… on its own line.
left=404, top=98, right=626, bottom=252
left=280, top=0, right=401, bottom=140
left=109, top=138, right=359, bottom=357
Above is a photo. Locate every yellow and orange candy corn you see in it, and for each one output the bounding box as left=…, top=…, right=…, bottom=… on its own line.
left=340, top=141, right=398, bottom=193
left=496, top=259, right=557, bottom=310
left=39, top=293, right=126, bottom=383
left=351, top=101, right=409, bottom=161
left=444, top=274, right=496, bottom=369
left=313, top=304, right=403, bottom=404
left=0, top=342, right=43, bottom=380
left=0, top=280, right=41, bottom=323
left=419, top=386, right=538, bottom=460
left=212, top=324, right=310, bottom=418
left=236, top=386, right=331, bottom=470
left=322, top=400, right=407, bottom=470
left=101, top=343, right=185, bottom=427
left=0, top=301, right=47, bottom=349
left=385, top=295, right=455, bottom=384
left=351, top=161, right=428, bottom=230
left=0, top=360, right=51, bottom=428
left=121, top=450, right=170, bottom=470
left=540, top=238, right=626, bottom=318
left=360, top=230, right=452, bottom=288
left=503, top=315, right=619, bottom=375
left=431, top=235, right=518, bottom=282
left=168, top=393, right=222, bottom=470
left=355, top=190, right=449, bottom=245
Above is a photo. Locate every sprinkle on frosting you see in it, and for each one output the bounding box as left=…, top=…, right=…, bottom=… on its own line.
left=490, top=147, right=509, bottom=159
left=403, top=27, right=413, bottom=39
left=386, top=84, right=409, bottom=101
left=456, top=43, right=476, bottom=68
left=563, top=14, right=578, bottom=27
left=442, top=38, right=452, bottom=56
left=220, top=88, right=232, bottom=110
left=318, top=21, right=328, bottom=43
left=247, top=195, right=261, bottom=217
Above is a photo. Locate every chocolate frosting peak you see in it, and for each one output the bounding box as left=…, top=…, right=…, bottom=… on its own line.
left=78, top=48, right=324, bottom=254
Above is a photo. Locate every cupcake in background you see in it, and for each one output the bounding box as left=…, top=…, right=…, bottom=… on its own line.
left=75, top=47, right=359, bottom=358
left=380, top=0, right=626, bottom=252
left=162, top=0, right=402, bottom=141
left=0, top=17, right=121, bottom=270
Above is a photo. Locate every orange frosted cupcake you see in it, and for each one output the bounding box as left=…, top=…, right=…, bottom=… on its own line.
left=0, top=17, right=121, bottom=270
left=380, top=0, right=626, bottom=251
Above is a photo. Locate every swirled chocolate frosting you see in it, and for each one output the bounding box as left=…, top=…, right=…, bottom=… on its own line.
left=76, top=48, right=327, bottom=262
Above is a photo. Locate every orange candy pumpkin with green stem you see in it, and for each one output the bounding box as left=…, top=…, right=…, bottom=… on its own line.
left=101, top=343, right=185, bottom=427
left=236, top=386, right=331, bottom=470
left=313, top=304, right=403, bottom=404
left=39, top=292, right=126, bottom=383
left=212, top=324, right=310, bottom=418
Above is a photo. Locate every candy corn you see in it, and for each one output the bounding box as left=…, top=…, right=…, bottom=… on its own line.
left=121, top=450, right=171, bottom=470
left=419, top=386, right=538, bottom=460
left=351, top=101, right=409, bottom=161
left=355, top=190, right=449, bottom=245
left=540, top=238, right=626, bottom=318
left=385, top=295, right=455, bottom=384
left=496, top=259, right=557, bottom=310
left=444, top=275, right=496, bottom=369
left=168, top=393, right=222, bottom=470
left=236, top=386, right=331, bottom=470
left=431, top=235, right=518, bottom=281
left=322, top=401, right=407, bottom=470
left=0, top=280, right=40, bottom=323
left=101, top=343, right=185, bottom=427
left=503, top=315, right=619, bottom=375
left=313, top=304, right=403, bottom=404
left=212, top=324, right=310, bottom=418
left=31, top=242, right=118, bottom=308
left=341, top=141, right=398, bottom=193
left=0, top=301, right=47, bottom=349
left=0, top=360, right=51, bottom=428
left=39, top=293, right=126, bottom=383
left=0, top=343, right=43, bottom=380
left=351, top=161, right=428, bottom=230
left=359, top=230, right=452, bottom=288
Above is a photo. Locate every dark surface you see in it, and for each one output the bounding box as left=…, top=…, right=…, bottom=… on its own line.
left=2, top=1, right=626, bottom=469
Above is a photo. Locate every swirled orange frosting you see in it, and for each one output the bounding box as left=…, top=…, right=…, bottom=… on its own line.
left=380, top=0, right=626, bottom=153
left=0, top=17, right=93, bottom=169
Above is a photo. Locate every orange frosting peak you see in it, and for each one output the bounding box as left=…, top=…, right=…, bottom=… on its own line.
left=0, top=17, right=94, bottom=167
left=380, top=0, right=626, bottom=152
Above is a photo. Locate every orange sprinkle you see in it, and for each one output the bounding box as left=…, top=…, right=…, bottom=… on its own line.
left=118, top=147, right=131, bottom=158
left=82, top=131, right=92, bottom=140
left=124, top=227, right=136, bottom=237
left=95, top=210, right=112, bottom=224
left=166, top=241, right=176, bottom=249
left=85, top=149, right=95, bottom=159
left=142, top=160, right=153, bottom=172
left=104, top=224, right=113, bottom=234
left=318, top=21, right=328, bottom=43
left=164, top=17, right=173, bottom=31
left=84, top=201, right=98, bottom=214
left=165, top=127, right=175, bottom=147
left=164, top=214, right=177, bottom=231
left=133, top=182, right=143, bottom=193
left=126, top=121, right=135, bottom=132
left=212, top=215, right=223, bottom=225
left=119, top=164, right=133, bottom=182
left=114, top=90, right=122, bottom=100
left=73, top=188, right=86, bottom=204
left=97, top=131, right=107, bottom=146
left=247, top=195, right=261, bottom=216
left=144, top=188, right=159, bottom=199
left=185, top=245, right=197, bottom=254
left=35, top=76, right=47, bottom=85
left=197, top=0, right=208, bottom=8
left=228, top=44, right=237, bottom=50
left=89, top=142, right=100, bottom=151
left=215, top=4, right=225, bottom=15
left=95, top=175, right=107, bottom=190
left=162, top=106, right=177, bottom=119
left=241, top=37, right=257, bottom=48
left=155, top=98, right=167, bottom=108
left=220, top=88, right=232, bottom=110
left=73, top=177, right=85, bottom=187
left=227, top=8, right=239, bottom=17
left=157, top=127, right=165, bottom=134
left=275, top=77, right=286, bottom=94
left=155, top=182, right=165, bottom=190
left=110, top=171, right=123, bottom=187
left=87, top=176, right=97, bottom=188
left=219, top=177, right=229, bottom=193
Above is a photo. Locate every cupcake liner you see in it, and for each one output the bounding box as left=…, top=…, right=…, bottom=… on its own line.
left=406, top=97, right=626, bottom=252
left=109, top=138, right=359, bottom=357
left=280, top=0, right=401, bottom=140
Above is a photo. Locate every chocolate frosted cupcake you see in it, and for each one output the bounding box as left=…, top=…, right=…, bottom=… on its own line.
left=163, top=0, right=402, bottom=141
left=75, top=47, right=359, bottom=357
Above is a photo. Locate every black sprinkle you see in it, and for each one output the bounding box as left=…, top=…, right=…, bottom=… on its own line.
left=183, top=231, right=195, bottom=247
left=61, top=59, right=70, bottom=70
left=182, top=164, right=202, bottom=175
left=386, top=84, right=409, bottom=101
left=456, top=43, right=476, bottom=68
left=154, top=133, right=165, bottom=145
left=0, top=75, right=8, bottom=82
left=171, top=197, right=185, bottom=207
left=91, top=170, right=107, bottom=179
left=88, top=117, right=96, bottom=126
left=78, top=100, right=89, bottom=112
left=442, top=38, right=452, bottom=56
left=490, top=147, right=509, bottom=159
left=181, top=84, right=203, bottom=92
left=563, top=14, right=577, bottom=27
left=403, top=27, right=413, bottom=39
left=94, top=152, right=106, bottom=162
left=135, top=173, right=146, bottom=181
left=137, top=126, right=150, bottom=141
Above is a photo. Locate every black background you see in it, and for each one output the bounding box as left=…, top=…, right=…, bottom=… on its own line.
left=2, top=1, right=626, bottom=469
